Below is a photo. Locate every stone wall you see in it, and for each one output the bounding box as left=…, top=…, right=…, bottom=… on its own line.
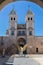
left=27, top=36, right=43, bottom=54
left=0, top=0, right=43, bottom=10
left=27, top=0, right=43, bottom=8
left=0, top=36, right=43, bottom=54
left=0, top=0, right=16, bottom=10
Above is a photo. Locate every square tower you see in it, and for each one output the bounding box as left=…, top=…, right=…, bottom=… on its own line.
left=25, top=9, right=34, bottom=36
left=6, top=9, right=18, bottom=39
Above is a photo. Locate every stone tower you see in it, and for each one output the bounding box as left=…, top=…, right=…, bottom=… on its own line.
left=7, top=9, right=18, bottom=41
left=25, top=9, right=34, bottom=36
left=25, top=9, right=34, bottom=53
left=25, top=9, right=34, bottom=44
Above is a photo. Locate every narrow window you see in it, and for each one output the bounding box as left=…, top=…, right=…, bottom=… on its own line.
left=31, top=18, right=32, bottom=20
left=29, top=31, right=32, bottom=35
left=11, top=18, right=13, bottom=20
left=14, top=18, right=15, bottom=20
left=36, top=48, right=38, bottom=53
left=28, top=17, right=30, bottom=20
left=11, top=31, right=14, bottom=35
left=17, top=31, right=21, bottom=36
left=22, top=31, right=25, bottom=35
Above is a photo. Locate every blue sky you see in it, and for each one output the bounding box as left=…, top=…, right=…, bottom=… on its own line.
left=0, top=1, right=43, bottom=36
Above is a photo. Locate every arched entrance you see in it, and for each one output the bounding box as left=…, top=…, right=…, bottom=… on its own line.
left=17, top=38, right=27, bottom=54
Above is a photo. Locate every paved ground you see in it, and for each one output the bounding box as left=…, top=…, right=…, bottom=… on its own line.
left=0, top=54, right=43, bottom=65
left=29, top=54, right=43, bottom=65
left=0, top=56, right=9, bottom=65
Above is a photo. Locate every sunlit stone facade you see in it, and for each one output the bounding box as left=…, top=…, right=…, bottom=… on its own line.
left=0, top=9, right=43, bottom=55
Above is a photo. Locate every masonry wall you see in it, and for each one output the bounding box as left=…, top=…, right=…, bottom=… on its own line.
left=27, top=0, right=43, bottom=8
left=27, top=36, right=43, bottom=54
left=0, top=36, right=43, bottom=54
left=0, top=0, right=43, bottom=10
left=0, top=0, right=16, bottom=10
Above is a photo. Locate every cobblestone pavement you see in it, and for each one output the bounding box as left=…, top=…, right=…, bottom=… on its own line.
left=0, top=56, right=9, bottom=65
left=29, top=54, right=43, bottom=65
left=0, top=54, right=43, bottom=65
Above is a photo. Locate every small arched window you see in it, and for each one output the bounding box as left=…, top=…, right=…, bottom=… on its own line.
left=29, top=31, right=32, bottom=35
left=11, top=31, right=14, bottom=35
left=31, top=18, right=32, bottom=20
left=11, top=17, right=13, bottom=20
left=28, top=17, right=30, bottom=20
left=14, top=18, right=15, bottom=20
left=36, top=48, right=38, bottom=53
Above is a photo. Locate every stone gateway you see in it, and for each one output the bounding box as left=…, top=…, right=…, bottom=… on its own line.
left=0, top=9, right=43, bottom=55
